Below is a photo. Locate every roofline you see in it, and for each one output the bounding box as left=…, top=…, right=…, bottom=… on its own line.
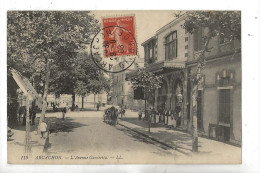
left=156, top=13, right=187, bottom=35
left=141, top=13, right=187, bottom=47
left=141, top=36, right=156, bottom=47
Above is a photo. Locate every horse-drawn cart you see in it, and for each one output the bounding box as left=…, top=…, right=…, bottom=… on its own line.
left=103, top=106, right=119, bottom=126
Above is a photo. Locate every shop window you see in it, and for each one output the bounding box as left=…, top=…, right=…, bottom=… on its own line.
left=165, top=31, right=177, bottom=60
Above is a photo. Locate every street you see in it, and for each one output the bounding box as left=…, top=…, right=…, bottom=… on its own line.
left=45, top=110, right=186, bottom=164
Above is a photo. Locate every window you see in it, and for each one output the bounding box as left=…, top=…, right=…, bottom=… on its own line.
left=194, top=28, right=204, bottom=51
left=149, top=44, right=154, bottom=59
left=219, top=89, right=231, bottom=124
left=165, top=31, right=177, bottom=60
left=145, top=41, right=156, bottom=64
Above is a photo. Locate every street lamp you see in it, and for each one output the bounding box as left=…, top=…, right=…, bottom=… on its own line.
left=177, top=92, right=183, bottom=103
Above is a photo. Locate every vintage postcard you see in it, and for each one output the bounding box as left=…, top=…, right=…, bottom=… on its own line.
left=7, top=10, right=241, bottom=164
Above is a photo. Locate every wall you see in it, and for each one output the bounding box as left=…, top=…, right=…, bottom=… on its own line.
left=156, top=19, right=187, bottom=63
left=189, top=54, right=241, bottom=143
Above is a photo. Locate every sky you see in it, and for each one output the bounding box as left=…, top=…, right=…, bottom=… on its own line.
left=90, top=11, right=178, bottom=60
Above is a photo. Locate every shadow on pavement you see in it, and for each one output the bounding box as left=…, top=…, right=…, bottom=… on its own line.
left=120, top=117, right=200, bottom=151
left=10, top=116, right=87, bottom=134
left=116, top=127, right=169, bottom=150
left=10, top=123, right=38, bottom=132
left=121, top=117, right=165, bottom=128
left=47, top=117, right=87, bottom=133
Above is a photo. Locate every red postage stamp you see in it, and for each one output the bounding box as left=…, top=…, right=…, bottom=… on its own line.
left=102, top=16, right=136, bottom=57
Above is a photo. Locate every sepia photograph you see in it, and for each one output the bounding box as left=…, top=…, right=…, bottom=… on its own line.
left=5, top=10, right=243, bottom=164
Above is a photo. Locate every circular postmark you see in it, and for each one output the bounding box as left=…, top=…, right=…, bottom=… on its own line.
left=90, top=25, right=137, bottom=73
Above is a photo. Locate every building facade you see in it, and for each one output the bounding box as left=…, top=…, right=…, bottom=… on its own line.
left=111, top=58, right=144, bottom=110
left=128, top=14, right=241, bottom=145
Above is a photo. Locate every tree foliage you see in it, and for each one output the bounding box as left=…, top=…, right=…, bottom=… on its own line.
left=7, top=11, right=109, bottom=118
left=182, top=11, right=241, bottom=71
left=7, top=11, right=102, bottom=96
left=8, top=11, right=99, bottom=71
left=130, top=69, right=162, bottom=94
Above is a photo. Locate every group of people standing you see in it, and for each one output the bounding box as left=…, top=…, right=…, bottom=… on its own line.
left=157, top=104, right=182, bottom=126
left=138, top=104, right=182, bottom=127
left=18, top=100, right=37, bottom=126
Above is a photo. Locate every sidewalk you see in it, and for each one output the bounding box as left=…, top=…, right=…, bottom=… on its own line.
left=7, top=123, right=49, bottom=163
left=118, top=110, right=241, bottom=163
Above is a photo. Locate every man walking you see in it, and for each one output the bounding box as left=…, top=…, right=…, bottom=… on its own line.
left=62, top=107, right=67, bottom=120
left=96, top=102, right=100, bottom=111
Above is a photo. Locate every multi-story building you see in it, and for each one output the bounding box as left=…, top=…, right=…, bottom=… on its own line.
left=111, top=58, right=144, bottom=110
left=127, top=14, right=241, bottom=145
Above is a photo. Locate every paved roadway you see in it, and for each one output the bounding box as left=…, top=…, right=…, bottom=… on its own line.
left=45, top=111, right=186, bottom=164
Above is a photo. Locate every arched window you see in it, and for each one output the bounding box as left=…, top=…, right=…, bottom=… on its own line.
left=165, top=31, right=177, bottom=60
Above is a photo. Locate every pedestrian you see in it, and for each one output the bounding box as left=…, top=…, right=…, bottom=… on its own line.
left=164, top=109, right=168, bottom=125
left=52, top=103, right=56, bottom=111
left=149, top=106, right=155, bottom=123
left=121, top=108, right=125, bottom=117
left=31, top=107, right=36, bottom=126
left=96, top=102, right=100, bottom=111
left=175, top=105, right=181, bottom=126
left=62, top=107, right=67, bottom=120
left=40, top=119, right=48, bottom=139
left=138, top=108, right=142, bottom=120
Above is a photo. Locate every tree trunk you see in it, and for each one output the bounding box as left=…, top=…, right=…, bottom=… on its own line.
left=72, top=93, right=75, bottom=110
left=94, top=94, right=96, bottom=108
left=191, top=36, right=210, bottom=152
left=148, top=100, right=150, bottom=133
left=25, top=94, right=31, bottom=153
left=192, top=84, right=199, bottom=152
left=39, top=61, right=50, bottom=126
left=82, top=96, right=84, bottom=109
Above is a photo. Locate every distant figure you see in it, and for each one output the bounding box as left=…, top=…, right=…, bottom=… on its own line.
left=40, top=120, right=48, bottom=139
left=96, top=102, right=100, bottom=111
left=52, top=103, right=56, bottom=111
left=138, top=108, right=142, bottom=120
left=121, top=108, right=125, bottom=118
left=110, top=104, right=115, bottom=112
left=18, top=106, right=26, bottom=125
left=62, top=107, right=67, bottom=120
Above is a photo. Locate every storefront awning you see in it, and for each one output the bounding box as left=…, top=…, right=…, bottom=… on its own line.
left=126, top=61, right=185, bottom=80
left=11, top=69, right=42, bottom=107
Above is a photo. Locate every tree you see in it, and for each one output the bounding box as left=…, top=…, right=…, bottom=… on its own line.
left=72, top=51, right=110, bottom=109
left=182, top=11, right=241, bottom=152
left=130, top=69, right=162, bottom=133
left=8, top=11, right=100, bottom=124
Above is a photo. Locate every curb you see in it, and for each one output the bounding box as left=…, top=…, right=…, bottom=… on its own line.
left=118, top=121, right=191, bottom=156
